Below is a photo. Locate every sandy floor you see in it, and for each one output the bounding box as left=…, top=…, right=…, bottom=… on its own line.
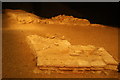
left=2, top=22, right=119, bottom=78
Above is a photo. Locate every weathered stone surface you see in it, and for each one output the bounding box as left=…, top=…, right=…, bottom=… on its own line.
left=3, top=9, right=41, bottom=24
left=27, top=35, right=118, bottom=71
left=50, top=15, right=90, bottom=25
left=3, top=9, right=90, bottom=25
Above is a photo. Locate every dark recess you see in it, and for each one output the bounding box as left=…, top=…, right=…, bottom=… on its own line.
left=2, top=2, right=119, bottom=27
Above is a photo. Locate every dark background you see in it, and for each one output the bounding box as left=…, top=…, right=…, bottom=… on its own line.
left=2, top=2, right=119, bottom=27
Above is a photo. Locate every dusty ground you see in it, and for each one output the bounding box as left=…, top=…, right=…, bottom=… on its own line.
left=2, top=21, right=119, bottom=78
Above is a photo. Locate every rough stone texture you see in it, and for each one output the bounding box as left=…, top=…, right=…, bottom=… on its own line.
left=3, top=9, right=41, bottom=24
left=27, top=35, right=118, bottom=71
left=47, top=15, right=90, bottom=25
left=3, top=9, right=90, bottom=25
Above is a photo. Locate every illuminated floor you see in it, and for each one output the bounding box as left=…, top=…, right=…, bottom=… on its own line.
left=2, top=23, right=119, bottom=78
